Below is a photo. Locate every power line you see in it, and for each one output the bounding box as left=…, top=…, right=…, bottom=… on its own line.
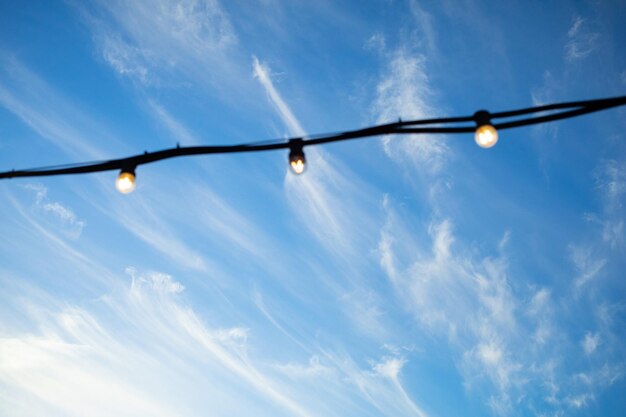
left=1, top=95, right=624, bottom=193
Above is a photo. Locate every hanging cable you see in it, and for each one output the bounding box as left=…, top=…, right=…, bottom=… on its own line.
left=0, top=95, right=624, bottom=192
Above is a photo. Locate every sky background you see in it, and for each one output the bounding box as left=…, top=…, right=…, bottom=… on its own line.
left=1, top=1, right=625, bottom=416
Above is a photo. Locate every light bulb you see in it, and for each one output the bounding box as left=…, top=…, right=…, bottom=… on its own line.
left=289, top=155, right=306, bottom=175
left=288, top=139, right=306, bottom=175
left=115, top=171, right=136, bottom=194
left=475, top=124, right=498, bottom=148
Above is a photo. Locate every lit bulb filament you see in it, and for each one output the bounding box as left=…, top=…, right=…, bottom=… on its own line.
left=116, top=170, right=136, bottom=194
left=475, top=124, right=498, bottom=148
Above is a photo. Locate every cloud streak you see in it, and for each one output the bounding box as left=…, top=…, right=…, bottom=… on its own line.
left=565, top=16, right=599, bottom=62
left=21, top=184, right=86, bottom=239
left=0, top=269, right=314, bottom=417
left=0, top=56, right=117, bottom=160
left=252, top=56, right=305, bottom=137
left=78, top=0, right=241, bottom=93
left=377, top=193, right=626, bottom=414
left=372, top=49, right=447, bottom=175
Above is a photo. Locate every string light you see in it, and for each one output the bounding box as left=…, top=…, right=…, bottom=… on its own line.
left=474, top=110, right=498, bottom=148
left=288, top=139, right=306, bottom=175
left=0, top=95, right=624, bottom=192
left=115, top=168, right=136, bottom=194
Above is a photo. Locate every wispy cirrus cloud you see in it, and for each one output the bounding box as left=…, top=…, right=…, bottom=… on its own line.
left=0, top=267, right=436, bottom=417
left=582, top=332, right=600, bottom=355
left=594, top=160, right=626, bottom=248
left=0, top=56, right=118, bottom=160
left=565, top=16, right=599, bottom=62
left=1, top=187, right=120, bottom=293
left=408, top=0, right=437, bottom=56
left=378, top=196, right=523, bottom=413
left=372, top=48, right=447, bottom=176
left=109, top=197, right=214, bottom=273
left=252, top=56, right=305, bottom=137
left=145, top=100, right=202, bottom=146
left=252, top=55, right=379, bottom=264
left=252, top=56, right=391, bottom=342
left=0, top=56, right=291, bottom=291
left=378, top=192, right=626, bottom=415
left=320, top=350, right=430, bottom=417
left=570, top=243, right=607, bottom=289
left=22, top=184, right=86, bottom=239
left=77, top=0, right=241, bottom=93
left=0, top=268, right=316, bottom=417
left=0, top=57, right=278, bottom=280
left=595, top=159, right=626, bottom=213
left=272, top=355, right=335, bottom=380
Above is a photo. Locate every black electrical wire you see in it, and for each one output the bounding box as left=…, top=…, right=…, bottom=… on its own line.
left=1, top=95, right=624, bottom=180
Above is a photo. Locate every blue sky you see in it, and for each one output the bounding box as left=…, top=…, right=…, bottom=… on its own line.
left=1, top=1, right=625, bottom=416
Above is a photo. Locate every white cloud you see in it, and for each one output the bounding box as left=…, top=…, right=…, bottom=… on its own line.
left=147, top=100, right=200, bottom=145
left=22, top=184, right=86, bottom=239
left=364, top=32, right=386, bottom=54
left=581, top=332, right=600, bottom=355
left=78, top=0, right=240, bottom=92
left=252, top=56, right=393, bottom=345
left=531, top=71, right=560, bottom=107
left=380, top=209, right=516, bottom=338
left=127, top=267, right=184, bottom=294
left=569, top=244, right=606, bottom=288
left=252, top=56, right=306, bottom=137
left=528, top=288, right=551, bottom=316
left=338, top=289, right=388, bottom=339
left=377, top=189, right=626, bottom=415
left=42, top=202, right=80, bottom=225
left=601, top=219, right=624, bottom=248
left=373, top=356, right=406, bottom=380
left=575, top=363, right=624, bottom=389
left=578, top=159, right=626, bottom=263
left=597, top=363, right=624, bottom=386
left=0, top=57, right=118, bottom=160
left=372, top=49, right=447, bottom=175
left=3, top=190, right=120, bottom=292
left=377, top=198, right=537, bottom=412
left=252, top=55, right=355, bottom=251
left=115, top=181, right=273, bottom=279
left=565, top=393, right=594, bottom=408
left=526, top=288, right=554, bottom=346
left=108, top=194, right=214, bottom=273
left=0, top=267, right=442, bottom=417
left=322, top=351, right=430, bottom=417
left=528, top=70, right=564, bottom=172
left=0, top=56, right=270, bottom=278
left=251, top=55, right=381, bottom=267
left=595, top=159, right=626, bottom=213
left=100, top=33, right=153, bottom=84
left=273, top=355, right=334, bottom=379
left=477, top=342, right=504, bottom=366
left=0, top=268, right=317, bottom=417
left=409, top=0, right=437, bottom=54
left=565, top=16, right=599, bottom=62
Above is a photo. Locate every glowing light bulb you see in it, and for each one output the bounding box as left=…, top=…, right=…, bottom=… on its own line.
left=475, top=124, right=498, bottom=148
left=289, top=154, right=306, bottom=175
left=115, top=171, right=136, bottom=194
left=288, top=139, right=306, bottom=175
